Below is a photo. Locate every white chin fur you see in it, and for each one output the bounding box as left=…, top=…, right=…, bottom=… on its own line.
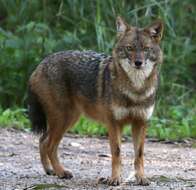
left=120, top=59, right=154, bottom=89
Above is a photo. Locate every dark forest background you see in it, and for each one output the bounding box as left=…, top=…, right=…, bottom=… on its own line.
left=0, top=0, right=195, bottom=140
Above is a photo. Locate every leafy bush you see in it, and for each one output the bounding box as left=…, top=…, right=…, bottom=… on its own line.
left=0, top=106, right=195, bottom=140
left=0, top=0, right=195, bottom=139
left=0, top=107, right=30, bottom=130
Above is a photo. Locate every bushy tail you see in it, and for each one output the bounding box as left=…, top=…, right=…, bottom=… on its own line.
left=27, top=86, right=47, bottom=134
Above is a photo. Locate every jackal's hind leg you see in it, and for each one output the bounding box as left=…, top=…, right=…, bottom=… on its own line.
left=45, top=110, right=79, bottom=179
left=39, top=133, right=54, bottom=175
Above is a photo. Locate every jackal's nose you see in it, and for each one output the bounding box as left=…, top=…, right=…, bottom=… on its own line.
left=135, top=60, right=142, bottom=67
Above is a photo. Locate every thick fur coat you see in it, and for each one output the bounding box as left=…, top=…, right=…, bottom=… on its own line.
left=28, top=16, right=164, bottom=186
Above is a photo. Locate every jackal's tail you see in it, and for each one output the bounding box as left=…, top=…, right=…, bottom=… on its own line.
left=27, top=86, right=47, bottom=134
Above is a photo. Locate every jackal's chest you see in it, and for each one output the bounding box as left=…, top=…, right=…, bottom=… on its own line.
left=111, top=80, right=156, bottom=121
left=111, top=104, right=154, bottom=121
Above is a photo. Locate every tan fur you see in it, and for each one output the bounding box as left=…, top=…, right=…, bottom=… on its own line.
left=28, top=16, right=164, bottom=186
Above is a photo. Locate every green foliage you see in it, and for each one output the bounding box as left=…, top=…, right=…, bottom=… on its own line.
left=71, top=116, right=107, bottom=136
left=0, top=106, right=195, bottom=140
left=0, top=107, right=30, bottom=130
left=0, top=0, right=195, bottom=139
left=149, top=104, right=196, bottom=140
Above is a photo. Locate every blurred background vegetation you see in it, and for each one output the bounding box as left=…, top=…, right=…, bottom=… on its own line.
left=0, top=0, right=195, bottom=140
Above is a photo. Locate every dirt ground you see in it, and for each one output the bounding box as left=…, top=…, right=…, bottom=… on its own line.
left=0, top=128, right=196, bottom=190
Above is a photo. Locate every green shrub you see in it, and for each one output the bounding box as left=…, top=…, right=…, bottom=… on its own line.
left=0, top=0, right=195, bottom=139
left=0, top=107, right=30, bottom=130
left=0, top=107, right=195, bottom=140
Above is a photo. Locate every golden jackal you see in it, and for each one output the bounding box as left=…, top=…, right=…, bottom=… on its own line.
left=28, top=16, right=164, bottom=186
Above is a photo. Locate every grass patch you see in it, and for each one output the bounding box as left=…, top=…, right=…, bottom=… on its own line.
left=0, top=107, right=30, bottom=130
left=0, top=106, right=195, bottom=140
left=70, top=116, right=107, bottom=136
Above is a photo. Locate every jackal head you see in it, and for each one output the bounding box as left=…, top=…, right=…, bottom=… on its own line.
left=113, top=16, right=164, bottom=86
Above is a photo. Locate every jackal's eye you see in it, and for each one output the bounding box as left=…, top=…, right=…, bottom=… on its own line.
left=125, top=46, right=133, bottom=51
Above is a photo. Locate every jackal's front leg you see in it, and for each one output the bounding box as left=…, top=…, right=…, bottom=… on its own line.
left=99, top=125, right=123, bottom=186
left=132, top=121, right=149, bottom=186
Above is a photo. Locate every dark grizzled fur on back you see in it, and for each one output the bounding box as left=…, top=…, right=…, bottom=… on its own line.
left=41, top=50, right=108, bottom=102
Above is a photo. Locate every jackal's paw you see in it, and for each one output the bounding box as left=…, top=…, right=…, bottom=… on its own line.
left=45, top=169, right=55, bottom=176
left=135, top=175, right=150, bottom=186
left=57, top=170, right=73, bottom=179
left=98, top=177, right=121, bottom=186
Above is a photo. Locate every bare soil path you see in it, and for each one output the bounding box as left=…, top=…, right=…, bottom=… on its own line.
left=0, top=128, right=196, bottom=190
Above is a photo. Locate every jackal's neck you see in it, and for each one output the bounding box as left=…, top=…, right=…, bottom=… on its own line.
left=97, top=54, right=158, bottom=106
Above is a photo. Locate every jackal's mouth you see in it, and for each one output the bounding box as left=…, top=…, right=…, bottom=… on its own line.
left=134, top=65, right=142, bottom=70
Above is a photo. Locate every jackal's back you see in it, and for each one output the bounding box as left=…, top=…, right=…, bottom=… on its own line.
left=39, top=50, right=108, bottom=101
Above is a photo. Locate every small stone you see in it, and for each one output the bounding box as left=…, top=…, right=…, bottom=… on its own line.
left=98, top=154, right=111, bottom=158
left=69, top=142, right=81, bottom=147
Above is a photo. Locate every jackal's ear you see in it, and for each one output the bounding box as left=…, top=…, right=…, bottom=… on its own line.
left=116, top=16, right=128, bottom=35
left=145, top=20, right=164, bottom=43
